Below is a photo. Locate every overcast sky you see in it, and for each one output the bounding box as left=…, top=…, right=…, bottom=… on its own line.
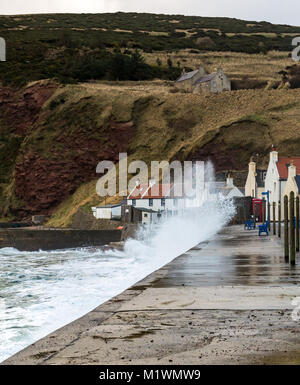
left=0, top=1, right=300, bottom=26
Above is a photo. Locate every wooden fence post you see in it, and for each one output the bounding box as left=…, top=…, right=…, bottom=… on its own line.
left=284, top=195, right=289, bottom=262
left=296, top=196, right=299, bottom=253
left=273, top=202, right=276, bottom=235
left=290, top=192, right=295, bottom=265
left=278, top=201, right=281, bottom=238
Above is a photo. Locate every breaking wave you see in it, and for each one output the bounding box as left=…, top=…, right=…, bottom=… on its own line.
left=0, top=162, right=235, bottom=362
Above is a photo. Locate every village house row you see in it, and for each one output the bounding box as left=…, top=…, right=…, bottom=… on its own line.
left=245, top=148, right=300, bottom=220
left=92, top=148, right=300, bottom=224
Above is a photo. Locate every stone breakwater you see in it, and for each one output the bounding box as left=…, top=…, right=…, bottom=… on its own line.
left=0, top=229, right=122, bottom=251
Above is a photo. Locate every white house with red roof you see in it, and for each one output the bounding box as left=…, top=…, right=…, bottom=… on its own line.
left=127, top=183, right=186, bottom=212
left=283, top=161, right=300, bottom=205
left=127, top=177, right=242, bottom=215
left=265, top=148, right=300, bottom=219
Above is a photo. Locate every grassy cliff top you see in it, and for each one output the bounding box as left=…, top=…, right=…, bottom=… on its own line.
left=0, top=12, right=299, bottom=86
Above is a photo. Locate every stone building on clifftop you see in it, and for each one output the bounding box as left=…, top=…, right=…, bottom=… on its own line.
left=175, top=66, right=231, bottom=94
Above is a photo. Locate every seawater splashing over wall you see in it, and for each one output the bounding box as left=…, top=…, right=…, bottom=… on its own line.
left=120, top=161, right=235, bottom=269
left=122, top=199, right=235, bottom=270
left=0, top=162, right=235, bottom=362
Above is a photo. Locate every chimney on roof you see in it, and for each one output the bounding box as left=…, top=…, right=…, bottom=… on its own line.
left=270, top=146, right=278, bottom=163
left=198, top=65, right=206, bottom=76
left=249, top=156, right=256, bottom=174
left=288, top=160, right=296, bottom=179
left=226, top=173, right=234, bottom=187
left=245, top=157, right=257, bottom=198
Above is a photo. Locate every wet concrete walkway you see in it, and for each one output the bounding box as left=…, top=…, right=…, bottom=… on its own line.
left=3, top=225, right=300, bottom=365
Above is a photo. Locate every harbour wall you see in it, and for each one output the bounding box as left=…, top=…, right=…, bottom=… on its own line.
left=0, top=229, right=122, bottom=251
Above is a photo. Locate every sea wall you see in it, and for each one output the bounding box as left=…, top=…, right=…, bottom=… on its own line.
left=0, top=229, right=122, bottom=251
left=231, top=196, right=253, bottom=224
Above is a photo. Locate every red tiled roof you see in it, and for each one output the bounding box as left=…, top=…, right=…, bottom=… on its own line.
left=276, top=157, right=300, bottom=179
left=128, top=184, right=173, bottom=200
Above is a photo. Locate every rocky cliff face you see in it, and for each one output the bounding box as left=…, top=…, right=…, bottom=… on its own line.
left=0, top=81, right=58, bottom=135
left=0, top=81, right=136, bottom=219
left=1, top=81, right=300, bottom=224
left=13, top=120, right=135, bottom=218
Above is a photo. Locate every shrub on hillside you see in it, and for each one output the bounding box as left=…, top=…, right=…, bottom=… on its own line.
left=107, top=51, right=153, bottom=81
left=54, top=50, right=181, bottom=83
left=279, top=64, right=300, bottom=89
left=195, top=37, right=216, bottom=50
left=287, top=65, right=300, bottom=89
left=231, top=77, right=267, bottom=90
left=290, top=76, right=300, bottom=89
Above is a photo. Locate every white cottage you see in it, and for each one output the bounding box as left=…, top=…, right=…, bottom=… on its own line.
left=92, top=204, right=122, bottom=220
left=135, top=208, right=159, bottom=225
left=264, top=148, right=300, bottom=219
left=127, top=183, right=185, bottom=212
left=265, top=149, right=300, bottom=203
left=245, top=157, right=266, bottom=199
left=282, top=161, right=300, bottom=204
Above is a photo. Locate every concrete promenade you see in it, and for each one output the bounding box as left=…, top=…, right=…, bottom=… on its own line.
left=3, top=225, right=300, bottom=365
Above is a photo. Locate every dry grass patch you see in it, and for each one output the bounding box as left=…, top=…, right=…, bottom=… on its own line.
left=114, top=29, right=133, bottom=34
left=281, top=33, right=300, bottom=37
left=148, top=31, right=169, bottom=37
left=175, top=29, right=197, bottom=38
left=226, top=32, right=278, bottom=38
left=143, top=50, right=291, bottom=83
left=80, top=80, right=172, bottom=96
left=200, top=28, right=222, bottom=35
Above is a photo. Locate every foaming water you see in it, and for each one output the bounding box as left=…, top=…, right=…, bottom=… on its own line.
left=0, top=175, right=235, bottom=362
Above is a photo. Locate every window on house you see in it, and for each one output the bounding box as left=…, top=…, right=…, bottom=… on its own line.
left=144, top=213, right=148, bottom=218
left=161, top=198, right=165, bottom=206
left=132, top=199, right=136, bottom=207
left=149, top=199, right=153, bottom=207
left=274, top=183, right=276, bottom=193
